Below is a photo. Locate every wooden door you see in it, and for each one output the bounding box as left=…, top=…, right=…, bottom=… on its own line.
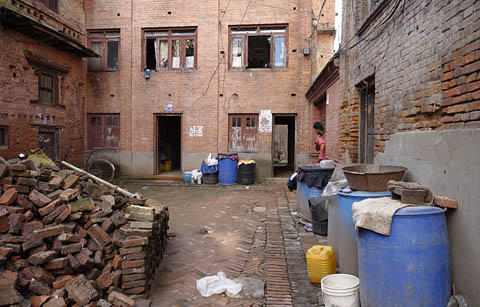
left=359, top=83, right=375, bottom=164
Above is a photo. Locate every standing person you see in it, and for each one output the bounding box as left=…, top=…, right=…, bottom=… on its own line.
left=313, top=122, right=326, bottom=162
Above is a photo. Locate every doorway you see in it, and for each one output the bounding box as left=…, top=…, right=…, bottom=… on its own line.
left=359, top=79, right=375, bottom=164
left=155, top=115, right=181, bottom=175
left=273, top=115, right=296, bottom=177
left=38, top=128, right=59, bottom=161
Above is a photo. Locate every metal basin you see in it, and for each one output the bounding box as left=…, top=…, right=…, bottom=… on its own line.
left=342, top=165, right=407, bottom=192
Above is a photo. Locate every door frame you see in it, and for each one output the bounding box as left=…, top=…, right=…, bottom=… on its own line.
left=153, top=113, right=183, bottom=175
left=271, top=114, right=297, bottom=177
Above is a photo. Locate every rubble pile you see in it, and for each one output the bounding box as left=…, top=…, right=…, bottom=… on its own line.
left=0, top=157, right=169, bottom=306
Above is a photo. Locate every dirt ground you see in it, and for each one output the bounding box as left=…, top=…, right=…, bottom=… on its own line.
left=120, top=183, right=325, bottom=307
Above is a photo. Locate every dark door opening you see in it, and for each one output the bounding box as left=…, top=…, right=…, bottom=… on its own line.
left=155, top=115, right=181, bottom=175
left=38, top=129, right=59, bottom=161
left=359, top=80, right=375, bottom=164
left=273, top=115, right=295, bottom=177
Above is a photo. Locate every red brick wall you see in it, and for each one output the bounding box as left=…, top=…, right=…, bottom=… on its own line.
left=326, top=78, right=340, bottom=161
left=85, top=0, right=336, bottom=175
left=0, top=2, right=86, bottom=164
left=339, top=0, right=480, bottom=163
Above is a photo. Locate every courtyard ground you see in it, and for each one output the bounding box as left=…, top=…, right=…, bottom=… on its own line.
left=119, top=182, right=328, bottom=307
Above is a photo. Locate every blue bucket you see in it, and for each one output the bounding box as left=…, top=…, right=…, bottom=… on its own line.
left=183, top=172, right=192, bottom=183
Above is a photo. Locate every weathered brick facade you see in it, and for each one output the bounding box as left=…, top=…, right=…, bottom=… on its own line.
left=0, top=0, right=91, bottom=165
left=339, top=0, right=480, bottom=163
left=340, top=0, right=480, bottom=303
left=85, top=0, right=336, bottom=177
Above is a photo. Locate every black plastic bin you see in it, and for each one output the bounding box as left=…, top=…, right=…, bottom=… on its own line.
left=238, top=163, right=255, bottom=185
left=309, top=196, right=328, bottom=236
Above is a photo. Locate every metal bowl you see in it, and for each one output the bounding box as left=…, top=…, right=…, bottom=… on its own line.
left=342, top=164, right=407, bottom=192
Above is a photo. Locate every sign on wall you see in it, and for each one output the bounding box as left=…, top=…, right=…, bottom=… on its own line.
left=189, top=126, right=203, bottom=137
left=259, top=109, right=272, bottom=133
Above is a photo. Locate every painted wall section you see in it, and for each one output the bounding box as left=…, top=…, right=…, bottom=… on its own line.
left=375, top=129, right=480, bottom=305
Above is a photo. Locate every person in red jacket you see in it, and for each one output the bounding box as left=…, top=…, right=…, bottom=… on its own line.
left=313, top=122, right=326, bottom=162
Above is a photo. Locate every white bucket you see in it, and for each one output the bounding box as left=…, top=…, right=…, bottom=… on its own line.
left=321, top=274, right=360, bottom=307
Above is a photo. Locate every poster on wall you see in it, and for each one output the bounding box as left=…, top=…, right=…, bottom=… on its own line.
left=259, top=109, right=272, bottom=133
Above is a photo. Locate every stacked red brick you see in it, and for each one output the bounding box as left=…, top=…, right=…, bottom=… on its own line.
left=0, top=157, right=168, bottom=306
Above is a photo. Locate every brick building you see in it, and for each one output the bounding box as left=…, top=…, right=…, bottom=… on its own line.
left=0, top=0, right=95, bottom=164
left=84, top=0, right=336, bottom=179
left=306, top=53, right=340, bottom=162
left=339, top=0, right=480, bottom=303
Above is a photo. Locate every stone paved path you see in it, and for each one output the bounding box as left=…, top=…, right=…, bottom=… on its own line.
left=121, top=184, right=328, bottom=306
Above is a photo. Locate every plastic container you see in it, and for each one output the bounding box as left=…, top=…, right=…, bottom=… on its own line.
left=327, top=195, right=340, bottom=269
left=296, top=165, right=334, bottom=221
left=183, top=172, right=192, bottom=183
left=202, top=173, right=218, bottom=184
left=164, top=161, right=172, bottom=172
left=238, top=163, right=255, bottom=185
left=312, top=220, right=328, bottom=235
left=338, top=189, right=391, bottom=276
left=321, top=274, right=360, bottom=307
left=297, top=181, right=323, bottom=221
left=306, top=245, right=336, bottom=283
left=357, top=206, right=450, bottom=307
left=218, top=152, right=238, bottom=185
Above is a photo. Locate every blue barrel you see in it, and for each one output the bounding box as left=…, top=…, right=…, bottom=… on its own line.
left=218, top=152, right=238, bottom=185
left=296, top=181, right=323, bottom=221
left=338, top=189, right=391, bottom=276
left=357, top=206, right=450, bottom=306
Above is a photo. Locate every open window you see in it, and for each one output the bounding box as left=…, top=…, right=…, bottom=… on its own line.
left=144, top=28, right=197, bottom=71
left=228, top=114, right=259, bottom=152
left=230, top=25, right=287, bottom=69
left=88, top=30, right=120, bottom=71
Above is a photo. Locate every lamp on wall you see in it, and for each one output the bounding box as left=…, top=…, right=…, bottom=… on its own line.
left=144, top=68, right=151, bottom=79
left=303, top=48, right=311, bottom=56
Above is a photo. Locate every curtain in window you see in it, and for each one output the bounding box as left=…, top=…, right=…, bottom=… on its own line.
left=89, top=41, right=103, bottom=71
left=186, top=39, right=195, bottom=68
left=232, top=38, right=243, bottom=68
left=172, top=40, right=180, bottom=68
left=274, top=37, right=285, bottom=67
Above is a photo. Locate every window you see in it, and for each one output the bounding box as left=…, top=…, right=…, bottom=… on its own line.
left=87, top=114, right=120, bottom=150
left=88, top=31, right=120, bottom=71
left=0, top=126, right=8, bottom=149
left=228, top=114, right=259, bottom=152
left=38, top=70, right=58, bottom=105
left=230, top=25, right=287, bottom=69
left=37, top=0, right=58, bottom=12
left=144, top=28, right=197, bottom=70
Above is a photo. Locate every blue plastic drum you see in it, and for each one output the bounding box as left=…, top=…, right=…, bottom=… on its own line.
left=218, top=152, right=238, bottom=185
left=357, top=206, right=450, bottom=307
left=338, top=189, right=391, bottom=276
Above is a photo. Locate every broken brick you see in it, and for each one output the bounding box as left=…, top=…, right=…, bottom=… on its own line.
left=65, top=274, right=98, bottom=305
left=108, top=291, right=134, bottom=307
left=34, top=225, right=64, bottom=240
left=29, top=190, right=52, bottom=207
left=0, top=188, right=18, bottom=205
left=28, top=250, right=58, bottom=265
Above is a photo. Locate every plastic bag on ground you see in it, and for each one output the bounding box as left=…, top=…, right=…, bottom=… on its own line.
left=196, top=271, right=242, bottom=297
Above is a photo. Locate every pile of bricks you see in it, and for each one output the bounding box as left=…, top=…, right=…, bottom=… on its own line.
left=0, top=157, right=169, bottom=306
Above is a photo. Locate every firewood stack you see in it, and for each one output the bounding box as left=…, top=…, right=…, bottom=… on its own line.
left=0, top=157, right=169, bottom=307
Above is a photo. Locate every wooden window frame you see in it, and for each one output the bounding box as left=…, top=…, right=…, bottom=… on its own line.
left=87, top=30, right=121, bottom=72
left=228, top=114, right=259, bottom=153
left=142, top=27, right=198, bottom=71
left=0, top=126, right=8, bottom=149
left=87, top=113, right=121, bottom=150
left=229, top=24, right=288, bottom=70
left=37, top=68, right=59, bottom=105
